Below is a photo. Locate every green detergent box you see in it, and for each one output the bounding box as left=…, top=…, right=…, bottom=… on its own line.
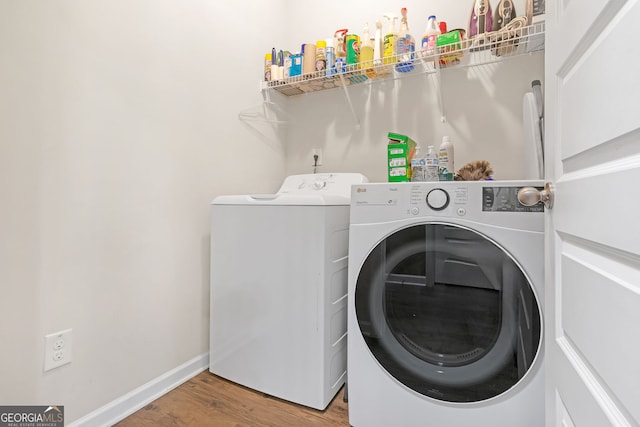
left=387, top=132, right=417, bottom=182
left=437, top=30, right=464, bottom=66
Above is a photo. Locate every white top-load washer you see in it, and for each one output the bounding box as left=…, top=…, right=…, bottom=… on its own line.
left=209, top=173, right=368, bottom=410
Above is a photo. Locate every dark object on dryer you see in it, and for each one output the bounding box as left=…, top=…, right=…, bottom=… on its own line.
left=455, top=160, right=494, bottom=181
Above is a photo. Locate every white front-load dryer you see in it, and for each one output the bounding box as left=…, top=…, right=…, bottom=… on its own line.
left=347, top=181, right=544, bottom=427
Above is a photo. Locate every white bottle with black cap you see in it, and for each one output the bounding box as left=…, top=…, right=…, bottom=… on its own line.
left=438, top=136, right=454, bottom=180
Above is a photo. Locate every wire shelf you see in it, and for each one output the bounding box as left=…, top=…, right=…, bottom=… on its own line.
left=263, top=22, right=545, bottom=97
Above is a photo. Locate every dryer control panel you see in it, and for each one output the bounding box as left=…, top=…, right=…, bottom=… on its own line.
left=350, top=181, right=544, bottom=232
left=482, top=186, right=544, bottom=212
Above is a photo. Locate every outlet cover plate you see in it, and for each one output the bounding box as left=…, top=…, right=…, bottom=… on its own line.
left=44, top=328, right=73, bottom=372
left=312, top=148, right=323, bottom=166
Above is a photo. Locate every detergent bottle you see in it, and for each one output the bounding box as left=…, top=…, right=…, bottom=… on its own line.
left=396, top=7, right=415, bottom=72
left=421, top=15, right=440, bottom=60
left=438, top=136, right=455, bottom=180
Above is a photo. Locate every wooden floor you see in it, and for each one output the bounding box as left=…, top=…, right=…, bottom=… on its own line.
left=115, top=371, right=350, bottom=426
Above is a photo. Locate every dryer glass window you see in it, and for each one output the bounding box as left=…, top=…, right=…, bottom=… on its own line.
left=355, top=224, right=541, bottom=403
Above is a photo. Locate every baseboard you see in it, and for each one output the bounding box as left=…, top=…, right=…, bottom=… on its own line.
left=69, top=353, right=209, bottom=427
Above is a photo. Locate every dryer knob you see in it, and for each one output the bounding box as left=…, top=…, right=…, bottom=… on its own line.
left=312, top=180, right=326, bottom=190
left=426, top=188, right=450, bottom=210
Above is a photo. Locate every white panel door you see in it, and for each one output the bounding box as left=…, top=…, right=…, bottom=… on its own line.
left=545, top=0, right=640, bottom=426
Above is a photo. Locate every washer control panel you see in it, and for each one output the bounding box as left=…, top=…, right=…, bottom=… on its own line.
left=279, top=173, right=368, bottom=196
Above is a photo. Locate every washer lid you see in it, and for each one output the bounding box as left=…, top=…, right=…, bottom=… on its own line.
left=212, top=173, right=368, bottom=206
left=212, top=193, right=351, bottom=206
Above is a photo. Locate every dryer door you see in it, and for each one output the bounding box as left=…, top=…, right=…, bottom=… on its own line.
left=355, top=223, right=541, bottom=403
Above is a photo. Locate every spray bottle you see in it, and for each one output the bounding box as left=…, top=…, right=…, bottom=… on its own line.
left=374, top=19, right=389, bottom=76
left=382, top=14, right=398, bottom=66
left=396, top=7, right=415, bottom=72
left=333, top=29, right=348, bottom=74
left=374, top=20, right=383, bottom=63
left=359, top=22, right=375, bottom=78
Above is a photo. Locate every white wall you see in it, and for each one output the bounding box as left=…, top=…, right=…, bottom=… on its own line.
left=0, top=0, right=286, bottom=423
left=283, top=56, right=543, bottom=182
left=0, top=0, right=543, bottom=423
left=280, top=0, right=544, bottom=181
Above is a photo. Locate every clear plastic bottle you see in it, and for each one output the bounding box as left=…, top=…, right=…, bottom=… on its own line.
left=411, top=147, right=425, bottom=182
left=425, top=145, right=439, bottom=181
left=396, top=7, right=415, bottom=72
left=421, top=16, right=440, bottom=60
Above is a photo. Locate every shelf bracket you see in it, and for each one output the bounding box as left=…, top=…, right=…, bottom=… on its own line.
left=238, top=89, right=289, bottom=124
left=337, top=73, right=361, bottom=129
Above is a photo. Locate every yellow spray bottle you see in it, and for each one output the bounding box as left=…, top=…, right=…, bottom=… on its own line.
left=359, top=22, right=375, bottom=77
left=383, top=14, right=398, bottom=65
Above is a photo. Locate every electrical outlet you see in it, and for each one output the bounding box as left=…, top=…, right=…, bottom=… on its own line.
left=44, top=329, right=73, bottom=372
left=312, top=148, right=323, bottom=166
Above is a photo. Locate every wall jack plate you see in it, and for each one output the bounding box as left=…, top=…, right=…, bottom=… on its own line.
left=312, top=148, right=323, bottom=166
left=44, top=328, right=73, bottom=372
